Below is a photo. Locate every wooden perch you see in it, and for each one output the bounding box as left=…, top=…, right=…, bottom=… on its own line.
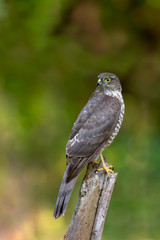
left=64, top=157, right=118, bottom=240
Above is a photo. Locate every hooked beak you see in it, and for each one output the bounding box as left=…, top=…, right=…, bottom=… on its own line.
left=97, top=79, right=102, bottom=86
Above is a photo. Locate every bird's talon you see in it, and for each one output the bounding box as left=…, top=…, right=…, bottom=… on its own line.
left=97, top=165, right=114, bottom=176
left=97, top=168, right=103, bottom=172
left=108, top=165, right=114, bottom=171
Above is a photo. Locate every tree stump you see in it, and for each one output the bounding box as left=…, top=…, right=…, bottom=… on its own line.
left=64, top=157, right=118, bottom=240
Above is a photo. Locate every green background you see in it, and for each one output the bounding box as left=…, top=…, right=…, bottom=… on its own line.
left=0, top=0, right=160, bottom=239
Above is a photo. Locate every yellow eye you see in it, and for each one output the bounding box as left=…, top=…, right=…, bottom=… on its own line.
left=105, top=78, right=111, bottom=83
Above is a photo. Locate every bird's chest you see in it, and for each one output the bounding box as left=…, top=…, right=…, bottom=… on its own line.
left=105, top=91, right=125, bottom=147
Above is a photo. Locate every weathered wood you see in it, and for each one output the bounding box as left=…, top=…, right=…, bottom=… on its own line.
left=90, top=169, right=118, bottom=240
left=64, top=157, right=118, bottom=240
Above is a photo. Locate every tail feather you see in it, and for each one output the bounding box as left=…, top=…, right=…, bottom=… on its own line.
left=54, top=166, right=77, bottom=219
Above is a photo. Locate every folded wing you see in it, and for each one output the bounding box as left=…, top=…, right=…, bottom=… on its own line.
left=66, top=92, right=121, bottom=181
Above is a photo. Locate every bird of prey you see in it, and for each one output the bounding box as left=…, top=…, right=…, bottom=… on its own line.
left=54, top=72, right=125, bottom=219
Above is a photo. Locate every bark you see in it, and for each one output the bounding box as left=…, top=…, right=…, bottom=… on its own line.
left=64, top=157, right=118, bottom=240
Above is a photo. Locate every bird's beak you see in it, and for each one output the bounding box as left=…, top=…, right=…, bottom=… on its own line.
left=97, top=79, right=102, bottom=86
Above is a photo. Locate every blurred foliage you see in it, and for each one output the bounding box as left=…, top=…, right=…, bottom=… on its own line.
left=0, top=0, right=160, bottom=239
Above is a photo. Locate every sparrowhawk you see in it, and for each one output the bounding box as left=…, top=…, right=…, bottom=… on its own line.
left=54, top=72, right=125, bottom=219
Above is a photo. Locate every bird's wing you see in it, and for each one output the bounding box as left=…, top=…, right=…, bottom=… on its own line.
left=68, top=91, right=106, bottom=140
left=66, top=93, right=121, bottom=158
left=65, top=93, right=121, bottom=181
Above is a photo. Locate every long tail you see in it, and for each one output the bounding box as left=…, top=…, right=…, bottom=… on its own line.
left=54, top=166, right=77, bottom=219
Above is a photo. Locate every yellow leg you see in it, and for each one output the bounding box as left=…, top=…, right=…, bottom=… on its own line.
left=97, top=152, right=114, bottom=176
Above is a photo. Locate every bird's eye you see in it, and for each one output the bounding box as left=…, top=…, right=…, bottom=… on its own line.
left=105, top=78, right=111, bottom=83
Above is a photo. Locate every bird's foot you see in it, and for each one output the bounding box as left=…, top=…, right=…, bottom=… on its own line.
left=98, top=152, right=114, bottom=177
left=97, top=165, right=114, bottom=177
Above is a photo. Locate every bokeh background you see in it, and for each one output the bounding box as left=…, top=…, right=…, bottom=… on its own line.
left=0, top=0, right=160, bottom=239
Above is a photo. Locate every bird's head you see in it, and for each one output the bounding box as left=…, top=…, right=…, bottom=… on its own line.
left=97, top=72, right=122, bottom=92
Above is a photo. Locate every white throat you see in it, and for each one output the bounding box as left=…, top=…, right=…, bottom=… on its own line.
left=105, top=89, right=123, bottom=103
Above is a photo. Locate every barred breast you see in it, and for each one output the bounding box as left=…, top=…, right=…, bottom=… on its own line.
left=91, top=90, right=124, bottom=163
left=106, top=90, right=125, bottom=146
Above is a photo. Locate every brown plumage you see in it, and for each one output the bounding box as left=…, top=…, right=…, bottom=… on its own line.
left=54, top=72, right=125, bottom=219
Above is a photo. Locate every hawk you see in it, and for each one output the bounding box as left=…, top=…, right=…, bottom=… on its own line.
left=54, top=72, right=125, bottom=219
